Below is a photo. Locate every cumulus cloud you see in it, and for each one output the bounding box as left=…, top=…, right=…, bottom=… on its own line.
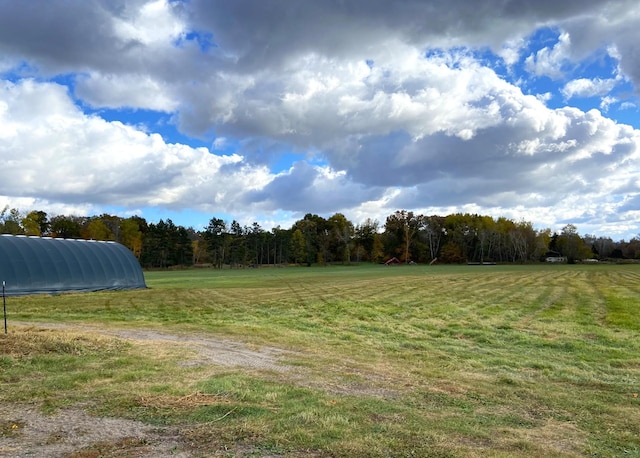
left=0, top=80, right=271, bottom=214
left=562, top=77, right=619, bottom=99
left=75, top=73, right=179, bottom=112
left=525, top=32, right=572, bottom=79
left=1, top=0, right=640, bottom=237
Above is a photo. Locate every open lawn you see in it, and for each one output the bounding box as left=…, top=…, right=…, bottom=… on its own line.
left=1, top=264, right=640, bottom=457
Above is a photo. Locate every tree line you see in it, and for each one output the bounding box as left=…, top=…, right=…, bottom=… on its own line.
left=1, top=206, right=638, bottom=268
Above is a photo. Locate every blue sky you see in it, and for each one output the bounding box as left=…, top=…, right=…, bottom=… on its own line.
left=0, top=0, right=639, bottom=239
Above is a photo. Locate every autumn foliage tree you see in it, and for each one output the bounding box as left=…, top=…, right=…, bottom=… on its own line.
left=1, top=206, right=638, bottom=267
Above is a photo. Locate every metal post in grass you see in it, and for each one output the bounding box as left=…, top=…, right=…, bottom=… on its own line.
left=3, top=281, right=6, bottom=334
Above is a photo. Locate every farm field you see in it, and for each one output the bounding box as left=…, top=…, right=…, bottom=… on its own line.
left=2, top=263, right=640, bottom=457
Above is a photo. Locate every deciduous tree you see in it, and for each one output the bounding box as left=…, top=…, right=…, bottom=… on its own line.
left=120, top=217, right=144, bottom=259
left=355, top=218, right=379, bottom=262
left=290, top=229, right=306, bottom=265
left=50, top=215, right=83, bottom=239
left=84, top=218, right=114, bottom=241
left=384, top=210, right=422, bottom=262
left=22, top=210, right=49, bottom=236
left=0, top=207, right=24, bottom=235
left=328, top=213, right=354, bottom=264
left=558, top=224, right=590, bottom=263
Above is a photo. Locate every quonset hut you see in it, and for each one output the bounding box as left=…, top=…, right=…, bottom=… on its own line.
left=0, top=234, right=146, bottom=296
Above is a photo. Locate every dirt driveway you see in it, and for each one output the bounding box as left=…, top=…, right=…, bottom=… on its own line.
left=2, top=322, right=395, bottom=457
left=1, top=322, right=299, bottom=457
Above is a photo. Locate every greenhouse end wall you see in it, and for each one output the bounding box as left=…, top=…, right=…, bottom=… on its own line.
left=0, top=235, right=146, bottom=296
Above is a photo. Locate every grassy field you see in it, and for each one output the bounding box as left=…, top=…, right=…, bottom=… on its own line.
left=2, top=263, right=640, bottom=457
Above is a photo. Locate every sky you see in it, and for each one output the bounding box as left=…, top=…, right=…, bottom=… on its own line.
left=0, top=0, right=639, bottom=240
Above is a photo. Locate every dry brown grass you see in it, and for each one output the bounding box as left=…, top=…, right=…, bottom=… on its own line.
left=0, top=327, right=126, bottom=357
left=138, top=391, right=234, bottom=408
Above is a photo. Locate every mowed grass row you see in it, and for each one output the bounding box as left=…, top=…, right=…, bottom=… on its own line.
left=2, top=264, right=640, bottom=457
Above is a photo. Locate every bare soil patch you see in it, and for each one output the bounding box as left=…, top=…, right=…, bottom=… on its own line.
left=1, top=404, right=187, bottom=458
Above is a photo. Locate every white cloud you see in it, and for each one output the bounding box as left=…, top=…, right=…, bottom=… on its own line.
left=497, top=37, right=526, bottom=67
left=600, top=96, right=617, bottom=112
left=562, top=77, right=619, bottom=99
left=0, top=196, right=96, bottom=220
left=0, top=80, right=272, bottom=215
left=111, top=0, right=185, bottom=46
left=1, top=0, right=640, bottom=238
left=525, top=32, right=571, bottom=79
left=75, top=73, right=179, bottom=112
left=212, top=137, right=229, bottom=150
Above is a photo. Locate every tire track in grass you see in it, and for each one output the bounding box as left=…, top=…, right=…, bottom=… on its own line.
left=510, top=269, right=592, bottom=327
left=600, top=268, right=640, bottom=330
left=577, top=270, right=608, bottom=328
left=310, top=274, right=411, bottom=306
left=451, top=271, right=524, bottom=319
left=574, top=269, right=612, bottom=328
left=512, top=268, right=637, bottom=335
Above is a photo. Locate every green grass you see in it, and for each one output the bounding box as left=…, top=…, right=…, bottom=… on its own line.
left=2, top=263, right=640, bottom=456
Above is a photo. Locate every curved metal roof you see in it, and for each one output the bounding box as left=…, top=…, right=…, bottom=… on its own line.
left=0, top=235, right=146, bottom=296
